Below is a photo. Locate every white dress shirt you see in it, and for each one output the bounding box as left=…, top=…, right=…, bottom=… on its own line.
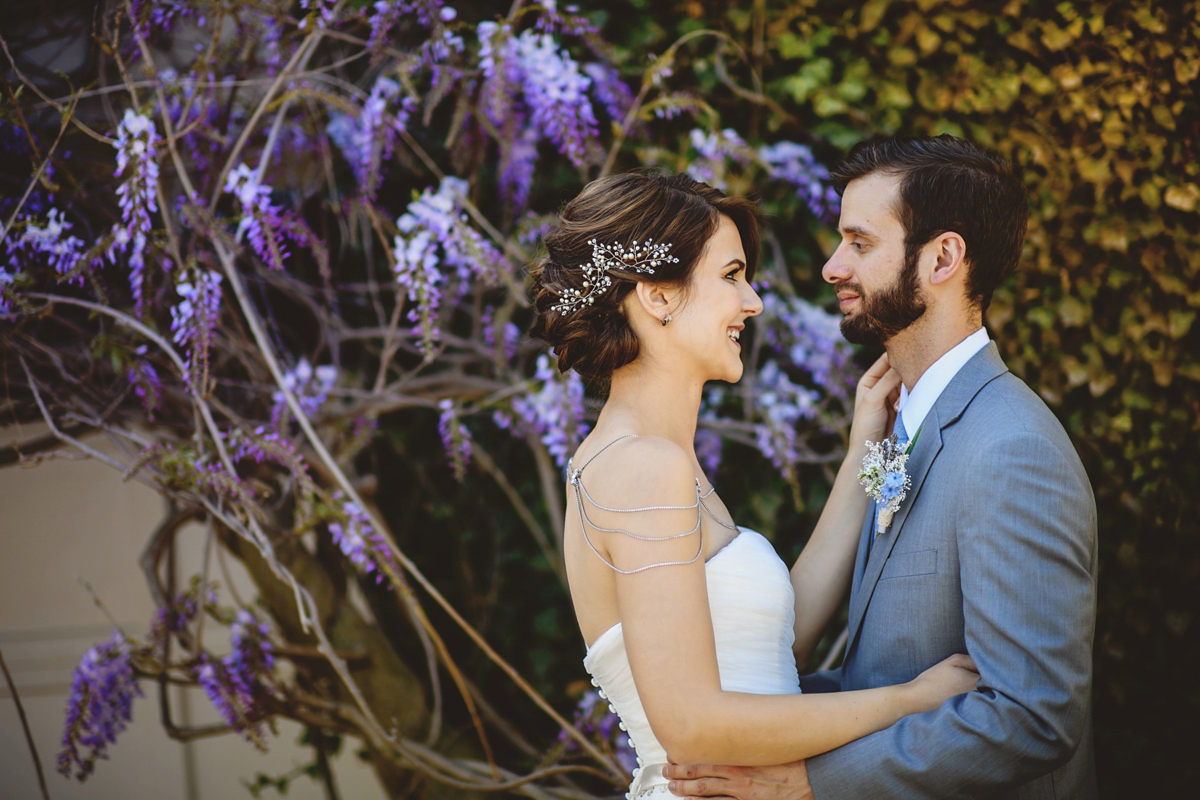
left=896, top=327, right=991, bottom=439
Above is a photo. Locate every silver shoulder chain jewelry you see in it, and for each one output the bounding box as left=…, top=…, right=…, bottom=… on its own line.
left=550, top=239, right=679, bottom=316
left=567, top=435, right=739, bottom=574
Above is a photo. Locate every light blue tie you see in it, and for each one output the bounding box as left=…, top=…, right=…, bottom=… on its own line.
left=893, top=413, right=910, bottom=449
left=868, top=413, right=909, bottom=551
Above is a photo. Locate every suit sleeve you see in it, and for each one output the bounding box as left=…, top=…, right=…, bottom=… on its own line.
left=804, top=428, right=1097, bottom=799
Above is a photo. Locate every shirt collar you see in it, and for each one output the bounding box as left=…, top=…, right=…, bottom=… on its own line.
left=896, top=327, right=990, bottom=437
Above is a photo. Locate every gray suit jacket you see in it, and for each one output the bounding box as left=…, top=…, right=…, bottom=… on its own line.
left=801, top=343, right=1098, bottom=799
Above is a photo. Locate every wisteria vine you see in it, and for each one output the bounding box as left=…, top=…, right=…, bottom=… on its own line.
left=0, top=2, right=856, bottom=797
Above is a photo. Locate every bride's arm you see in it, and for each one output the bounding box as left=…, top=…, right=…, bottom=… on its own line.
left=591, top=435, right=973, bottom=767
left=789, top=354, right=900, bottom=662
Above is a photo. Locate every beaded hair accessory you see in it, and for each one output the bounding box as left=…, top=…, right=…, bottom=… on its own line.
left=550, top=238, right=679, bottom=316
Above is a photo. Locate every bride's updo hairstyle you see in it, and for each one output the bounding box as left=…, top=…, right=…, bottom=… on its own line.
left=530, top=172, right=759, bottom=382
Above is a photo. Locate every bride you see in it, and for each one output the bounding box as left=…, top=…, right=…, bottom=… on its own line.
left=529, top=172, right=977, bottom=798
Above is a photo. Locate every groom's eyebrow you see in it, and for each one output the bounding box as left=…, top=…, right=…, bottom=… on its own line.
left=840, top=224, right=875, bottom=238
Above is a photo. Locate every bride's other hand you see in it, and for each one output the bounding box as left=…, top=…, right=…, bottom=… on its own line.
left=907, top=653, right=980, bottom=712
left=848, top=353, right=902, bottom=448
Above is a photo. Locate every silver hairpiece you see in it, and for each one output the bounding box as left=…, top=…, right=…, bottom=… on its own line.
left=550, top=238, right=679, bottom=315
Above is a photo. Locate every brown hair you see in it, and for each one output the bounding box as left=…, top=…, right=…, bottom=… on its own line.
left=529, top=172, right=759, bottom=382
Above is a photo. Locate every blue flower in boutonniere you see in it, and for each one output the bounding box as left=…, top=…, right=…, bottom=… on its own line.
left=858, top=427, right=921, bottom=535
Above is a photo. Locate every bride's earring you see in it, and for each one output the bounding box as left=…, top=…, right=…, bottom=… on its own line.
left=661, top=314, right=671, bottom=327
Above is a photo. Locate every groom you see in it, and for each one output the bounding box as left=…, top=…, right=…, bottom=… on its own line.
left=667, top=135, right=1098, bottom=798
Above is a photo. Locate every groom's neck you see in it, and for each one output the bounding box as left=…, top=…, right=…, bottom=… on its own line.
left=886, top=312, right=982, bottom=390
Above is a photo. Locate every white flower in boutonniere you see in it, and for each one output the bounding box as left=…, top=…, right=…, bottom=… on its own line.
left=858, top=432, right=918, bottom=535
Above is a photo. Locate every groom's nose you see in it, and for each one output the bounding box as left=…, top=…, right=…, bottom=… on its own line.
left=822, top=245, right=851, bottom=285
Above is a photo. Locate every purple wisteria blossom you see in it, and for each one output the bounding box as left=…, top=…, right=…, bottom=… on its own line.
left=583, top=61, right=635, bottom=123
left=169, top=268, right=222, bottom=390
left=328, top=491, right=395, bottom=583
left=192, top=609, right=276, bottom=747
left=110, top=110, right=160, bottom=312
left=418, top=25, right=466, bottom=88
left=695, top=388, right=728, bottom=473
left=482, top=306, right=520, bottom=362
left=330, top=76, right=415, bottom=200
left=557, top=688, right=637, bottom=775
left=149, top=584, right=214, bottom=643
left=129, top=0, right=197, bottom=42
left=753, top=360, right=820, bottom=480
left=1, top=120, right=53, bottom=219
left=368, top=1, right=456, bottom=55
left=686, top=128, right=756, bottom=191
left=478, top=21, right=599, bottom=169
left=4, top=208, right=87, bottom=284
left=230, top=425, right=302, bottom=467
left=535, top=0, right=600, bottom=37
left=391, top=177, right=504, bottom=356
left=499, top=127, right=539, bottom=211
left=299, top=0, right=337, bottom=30
left=224, top=163, right=301, bottom=270
left=58, top=631, right=142, bottom=781
left=694, top=428, right=724, bottom=476
left=0, top=267, right=16, bottom=313
left=437, top=399, right=473, bottom=481
left=270, top=359, right=337, bottom=425
left=759, top=141, right=840, bottom=222
left=128, top=345, right=161, bottom=419
left=501, top=354, right=589, bottom=469
left=759, top=293, right=856, bottom=403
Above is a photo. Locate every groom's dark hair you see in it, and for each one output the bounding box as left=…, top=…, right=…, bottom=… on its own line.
left=831, top=134, right=1028, bottom=314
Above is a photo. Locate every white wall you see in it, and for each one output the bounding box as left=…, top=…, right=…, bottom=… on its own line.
left=0, top=427, right=387, bottom=800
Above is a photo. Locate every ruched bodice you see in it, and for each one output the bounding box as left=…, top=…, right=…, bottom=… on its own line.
left=582, top=528, right=802, bottom=798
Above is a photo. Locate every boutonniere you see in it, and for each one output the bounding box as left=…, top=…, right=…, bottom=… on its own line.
left=858, top=425, right=922, bottom=535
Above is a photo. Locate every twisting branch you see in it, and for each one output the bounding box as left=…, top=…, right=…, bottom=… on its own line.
left=0, top=648, right=53, bottom=800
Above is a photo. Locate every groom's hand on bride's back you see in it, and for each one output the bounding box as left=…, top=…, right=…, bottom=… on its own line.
left=664, top=761, right=813, bottom=800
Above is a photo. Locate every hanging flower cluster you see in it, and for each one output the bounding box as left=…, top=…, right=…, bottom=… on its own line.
left=58, top=631, right=142, bottom=781
left=437, top=399, right=473, bottom=481
left=686, top=128, right=756, bottom=191
left=759, top=293, right=856, bottom=404
left=169, top=268, right=223, bottom=390
left=478, top=20, right=607, bottom=208
left=391, top=176, right=504, bottom=356
left=270, top=358, right=338, bottom=425
left=500, top=354, right=590, bottom=469
left=479, top=22, right=599, bottom=168
left=557, top=688, right=638, bottom=775
left=752, top=360, right=821, bottom=483
left=368, top=0, right=458, bottom=57
left=224, top=163, right=303, bottom=270
left=110, top=110, right=160, bottom=311
left=327, top=76, right=416, bottom=201
left=328, top=491, right=396, bottom=583
left=759, top=141, right=841, bottom=222
left=0, top=267, right=16, bottom=313
left=3, top=208, right=87, bottom=283
left=194, top=609, right=276, bottom=747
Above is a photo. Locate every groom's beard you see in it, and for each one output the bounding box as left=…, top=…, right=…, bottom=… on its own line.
left=837, top=251, right=927, bottom=347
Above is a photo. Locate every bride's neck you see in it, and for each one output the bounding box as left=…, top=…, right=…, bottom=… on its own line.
left=599, top=357, right=703, bottom=450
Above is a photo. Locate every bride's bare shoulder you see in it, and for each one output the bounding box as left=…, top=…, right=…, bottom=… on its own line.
left=577, top=435, right=696, bottom=506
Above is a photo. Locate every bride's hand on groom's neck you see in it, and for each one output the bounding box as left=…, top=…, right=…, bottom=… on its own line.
left=850, top=352, right=902, bottom=449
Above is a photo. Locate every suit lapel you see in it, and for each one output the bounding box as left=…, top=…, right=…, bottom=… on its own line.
left=842, top=342, right=1010, bottom=657
left=844, top=414, right=943, bottom=647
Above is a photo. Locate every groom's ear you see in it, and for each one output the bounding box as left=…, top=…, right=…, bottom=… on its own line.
left=928, top=231, right=967, bottom=287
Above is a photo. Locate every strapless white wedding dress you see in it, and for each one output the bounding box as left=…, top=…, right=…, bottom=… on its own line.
left=582, top=528, right=802, bottom=799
